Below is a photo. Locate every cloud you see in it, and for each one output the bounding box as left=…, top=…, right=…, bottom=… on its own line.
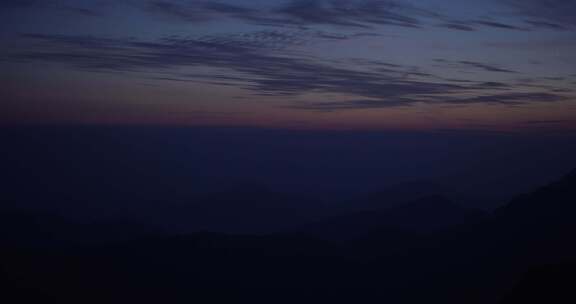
left=12, top=33, right=572, bottom=110
left=434, top=10, right=558, bottom=33
left=444, top=92, right=568, bottom=105
left=523, top=20, right=571, bottom=31
left=437, top=23, right=477, bottom=32
left=138, top=0, right=566, bottom=34
left=472, top=20, right=528, bottom=31
left=0, top=0, right=40, bottom=9
left=294, top=92, right=568, bottom=110
left=290, top=97, right=427, bottom=110
left=190, top=29, right=377, bottom=52
left=139, top=0, right=435, bottom=29
left=432, top=1, right=576, bottom=33
left=3, top=0, right=559, bottom=34
left=0, top=0, right=106, bottom=17
left=524, top=119, right=575, bottom=125
left=274, top=0, right=426, bottom=28
left=0, top=0, right=540, bottom=36
left=473, top=82, right=513, bottom=90
left=458, top=61, right=518, bottom=73
left=434, top=59, right=519, bottom=74
left=143, top=0, right=261, bottom=23
left=435, top=19, right=529, bottom=32
left=505, top=0, right=576, bottom=30
left=16, top=32, right=459, bottom=96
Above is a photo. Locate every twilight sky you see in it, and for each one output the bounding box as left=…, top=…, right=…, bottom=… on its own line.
left=2, top=0, right=576, bottom=131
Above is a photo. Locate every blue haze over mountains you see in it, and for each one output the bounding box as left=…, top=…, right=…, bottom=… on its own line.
left=2, top=127, right=576, bottom=303
left=3, top=126, right=576, bottom=233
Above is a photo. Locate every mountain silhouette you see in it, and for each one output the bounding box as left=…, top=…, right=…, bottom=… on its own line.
left=301, top=195, right=487, bottom=239
left=490, top=168, right=576, bottom=303
left=496, top=168, right=576, bottom=225
left=500, top=262, right=576, bottom=304
left=335, top=181, right=453, bottom=211
left=2, top=168, right=576, bottom=303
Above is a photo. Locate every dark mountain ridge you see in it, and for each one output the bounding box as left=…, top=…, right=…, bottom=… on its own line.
left=2, top=168, right=576, bottom=303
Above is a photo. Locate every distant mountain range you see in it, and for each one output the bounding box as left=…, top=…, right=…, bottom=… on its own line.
left=299, top=195, right=487, bottom=239
left=2, top=167, right=575, bottom=303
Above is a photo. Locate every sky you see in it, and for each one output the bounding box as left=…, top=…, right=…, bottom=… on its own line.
left=1, top=0, right=576, bottom=132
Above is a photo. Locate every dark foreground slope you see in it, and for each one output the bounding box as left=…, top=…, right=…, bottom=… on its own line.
left=2, top=170, right=576, bottom=304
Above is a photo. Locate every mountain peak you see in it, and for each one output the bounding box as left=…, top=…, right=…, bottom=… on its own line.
left=496, top=169, right=576, bottom=223
left=565, top=168, right=576, bottom=180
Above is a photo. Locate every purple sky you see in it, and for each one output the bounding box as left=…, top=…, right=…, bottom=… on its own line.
left=1, top=0, right=576, bottom=132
